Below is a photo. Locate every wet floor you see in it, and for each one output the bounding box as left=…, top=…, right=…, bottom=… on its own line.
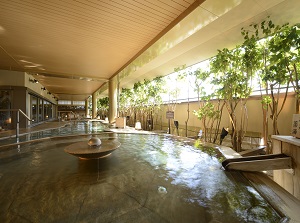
left=0, top=133, right=281, bottom=222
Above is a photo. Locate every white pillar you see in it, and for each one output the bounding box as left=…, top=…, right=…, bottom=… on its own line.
left=92, top=92, right=97, bottom=119
left=108, top=77, right=117, bottom=123
left=85, top=99, right=89, bottom=117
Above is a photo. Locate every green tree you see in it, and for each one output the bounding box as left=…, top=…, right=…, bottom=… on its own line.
left=119, top=77, right=165, bottom=129
left=244, top=18, right=298, bottom=137
left=191, top=67, right=210, bottom=108
left=210, top=46, right=256, bottom=152
left=193, top=98, right=222, bottom=143
left=97, top=97, right=109, bottom=119
left=119, top=88, right=134, bottom=124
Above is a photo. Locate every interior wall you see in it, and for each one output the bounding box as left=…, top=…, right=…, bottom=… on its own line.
left=0, top=70, right=25, bottom=86
left=0, top=70, right=57, bottom=104
left=0, top=70, right=58, bottom=128
left=24, top=73, right=57, bottom=104
left=12, top=87, right=27, bottom=128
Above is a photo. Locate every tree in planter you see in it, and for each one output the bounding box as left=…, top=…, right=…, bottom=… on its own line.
left=243, top=19, right=299, bottom=137
left=210, top=45, right=257, bottom=152
left=141, top=77, right=165, bottom=130
left=191, top=66, right=225, bottom=143
left=97, top=97, right=109, bottom=119
left=119, top=77, right=165, bottom=129
left=267, top=23, right=300, bottom=114
left=265, top=22, right=294, bottom=135
left=173, top=65, right=194, bottom=136
left=291, top=62, right=300, bottom=113
left=193, top=97, right=222, bottom=143
left=164, top=68, right=186, bottom=134
left=119, top=88, right=134, bottom=125
left=192, top=67, right=210, bottom=108
left=131, top=81, right=148, bottom=127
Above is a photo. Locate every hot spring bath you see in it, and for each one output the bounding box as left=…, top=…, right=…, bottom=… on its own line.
left=0, top=132, right=283, bottom=222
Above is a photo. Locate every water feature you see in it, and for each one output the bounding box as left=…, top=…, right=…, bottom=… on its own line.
left=64, top=136, right=121, bottom=159
left=0, top=132, right=282, bottom=222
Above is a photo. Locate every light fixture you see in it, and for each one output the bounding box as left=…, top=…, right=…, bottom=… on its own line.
left=220, top=127, right=229, bottom=145
left=47, top=92, right=51, bottom=95
left=29, top=78, right=39, bottom=83
left=41, top=87, right=46, bottom=91
left=135, top=121, right=142, bottom=130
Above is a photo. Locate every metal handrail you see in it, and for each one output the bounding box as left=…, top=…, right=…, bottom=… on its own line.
left=0, top=109, right=32, bottom=121
left=18, top=109, right=32, bottom=121
left=0, top=109, right=32, bottom=142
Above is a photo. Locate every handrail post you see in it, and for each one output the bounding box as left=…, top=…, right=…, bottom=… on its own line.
left=16, top=110, right=20, bottom=143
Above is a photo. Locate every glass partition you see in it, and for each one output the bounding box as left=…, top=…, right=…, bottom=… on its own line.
left=38, top=98, right=43, bottom=122
left=30, top=95, right=38, bottom=123
left=0, top=90, right=12, bottom=130
left=44, top=101, right=53, bottom=120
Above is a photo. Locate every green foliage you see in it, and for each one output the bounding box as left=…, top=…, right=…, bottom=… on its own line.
left=193, top=102, right=220, bottom=121
left=120, top=77, right=165, bottom=111
left=242, top=17, right=300, bottom=134
left=210, top=47, right=254, bottom=101
left=165, top=66, right=189, bottom=111
left=97, top=97, right=109, bottom=117
left=261, top=95, right=272, bottom=110
left=119, top=76, right=166, bottom=127
left=97, top=97, right=109, bottom=108
left=190, top=67, right=210, bottom=104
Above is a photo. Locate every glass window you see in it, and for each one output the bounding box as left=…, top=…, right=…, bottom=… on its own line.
left=30, top=95, right=38, bottom=123
left=58, top=100, right=71, bottom=105
left=73, top=101, right=85, bottom=105
left=0, top=90, right=12, bottom=129
left=38, top=98, right=43, bottom=122
left=44, top=101, right=53, bottom=119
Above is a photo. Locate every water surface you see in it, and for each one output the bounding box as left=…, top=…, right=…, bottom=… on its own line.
left=0, top=133, right=281, bottom=222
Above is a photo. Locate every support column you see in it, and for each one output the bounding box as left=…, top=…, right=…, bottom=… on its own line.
left=92, top=92, right=97, bottom=119
left=108, top=76, right=118, bottom=123
left=85, top=99, right=89, bottom=118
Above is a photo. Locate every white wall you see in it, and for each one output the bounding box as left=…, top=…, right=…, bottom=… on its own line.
left=154, top=93, right=296, bottom=137
left=24, top=73, right=57, bottom=104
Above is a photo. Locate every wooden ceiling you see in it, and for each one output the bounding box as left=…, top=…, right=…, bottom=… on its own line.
left=0, top=0, right=299, bottom=101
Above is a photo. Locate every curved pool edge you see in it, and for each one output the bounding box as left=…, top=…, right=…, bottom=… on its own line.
left=158, top=135, right=300, bottom=222
left=211, top=143, right=300, bottom=223
left=242, top=171, right=300, bottom=223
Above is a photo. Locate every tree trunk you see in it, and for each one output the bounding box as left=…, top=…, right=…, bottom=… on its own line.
left=237, top=130, right=243, bottom=153
left=262, top=108, right=269, bottom=153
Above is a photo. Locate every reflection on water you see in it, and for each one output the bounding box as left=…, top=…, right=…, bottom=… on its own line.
left=0, top=133, right=281, bottom=222
left=0, top=121, right=106, bottom=146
